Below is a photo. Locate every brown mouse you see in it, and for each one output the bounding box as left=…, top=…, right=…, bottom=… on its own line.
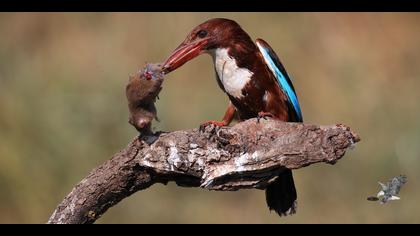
left=126, top=63, right=164, bottom=135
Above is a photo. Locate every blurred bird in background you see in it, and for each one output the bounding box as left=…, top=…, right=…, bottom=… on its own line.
left=367, top=175, right=407, bottom=204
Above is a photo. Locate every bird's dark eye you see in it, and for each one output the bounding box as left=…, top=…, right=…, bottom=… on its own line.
left=197, top=30, right=207, bottom=38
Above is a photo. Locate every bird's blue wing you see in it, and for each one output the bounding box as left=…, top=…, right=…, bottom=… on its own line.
left=256, top=38, right=303, bottom=122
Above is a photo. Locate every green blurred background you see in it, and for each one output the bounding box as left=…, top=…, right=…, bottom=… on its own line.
left=0, top=13, right=419, bottom=224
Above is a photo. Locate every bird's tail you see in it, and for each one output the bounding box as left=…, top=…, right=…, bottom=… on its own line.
left=265, top=169, right=297, bottom=216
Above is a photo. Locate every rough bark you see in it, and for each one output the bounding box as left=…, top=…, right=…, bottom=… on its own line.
left=47, top=118, right=360, bottom=224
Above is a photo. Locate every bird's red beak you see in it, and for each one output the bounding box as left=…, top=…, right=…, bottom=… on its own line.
left=162, top=38, right=209, bottom=74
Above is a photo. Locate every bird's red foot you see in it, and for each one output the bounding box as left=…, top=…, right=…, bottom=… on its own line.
left=199, top=120, right=227, bottom=132
left=257, top=111, right=275, bottom=123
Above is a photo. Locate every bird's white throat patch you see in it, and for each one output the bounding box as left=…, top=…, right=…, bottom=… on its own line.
left=210, top=48, right=253, bottom=98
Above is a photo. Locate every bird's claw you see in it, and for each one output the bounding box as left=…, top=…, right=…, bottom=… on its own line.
left=199, top=120, right=226, bottom=133
left=257, top=111, right=274, bottom=123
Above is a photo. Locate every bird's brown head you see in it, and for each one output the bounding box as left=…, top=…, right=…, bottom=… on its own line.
left=162, top=18, right=250, bottom=74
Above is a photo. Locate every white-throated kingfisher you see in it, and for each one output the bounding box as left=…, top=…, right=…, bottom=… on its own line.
left=162, top=18, right=303, bottom=216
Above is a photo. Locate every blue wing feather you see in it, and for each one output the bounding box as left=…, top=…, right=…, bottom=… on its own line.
left=256, top=39, right=303, bottom=122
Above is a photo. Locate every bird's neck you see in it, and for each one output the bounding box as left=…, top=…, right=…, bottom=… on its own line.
left=209, top=38, right=259, bottom=69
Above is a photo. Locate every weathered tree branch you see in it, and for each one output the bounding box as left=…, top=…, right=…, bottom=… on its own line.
left=47, top=119, right=360, bottom=224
